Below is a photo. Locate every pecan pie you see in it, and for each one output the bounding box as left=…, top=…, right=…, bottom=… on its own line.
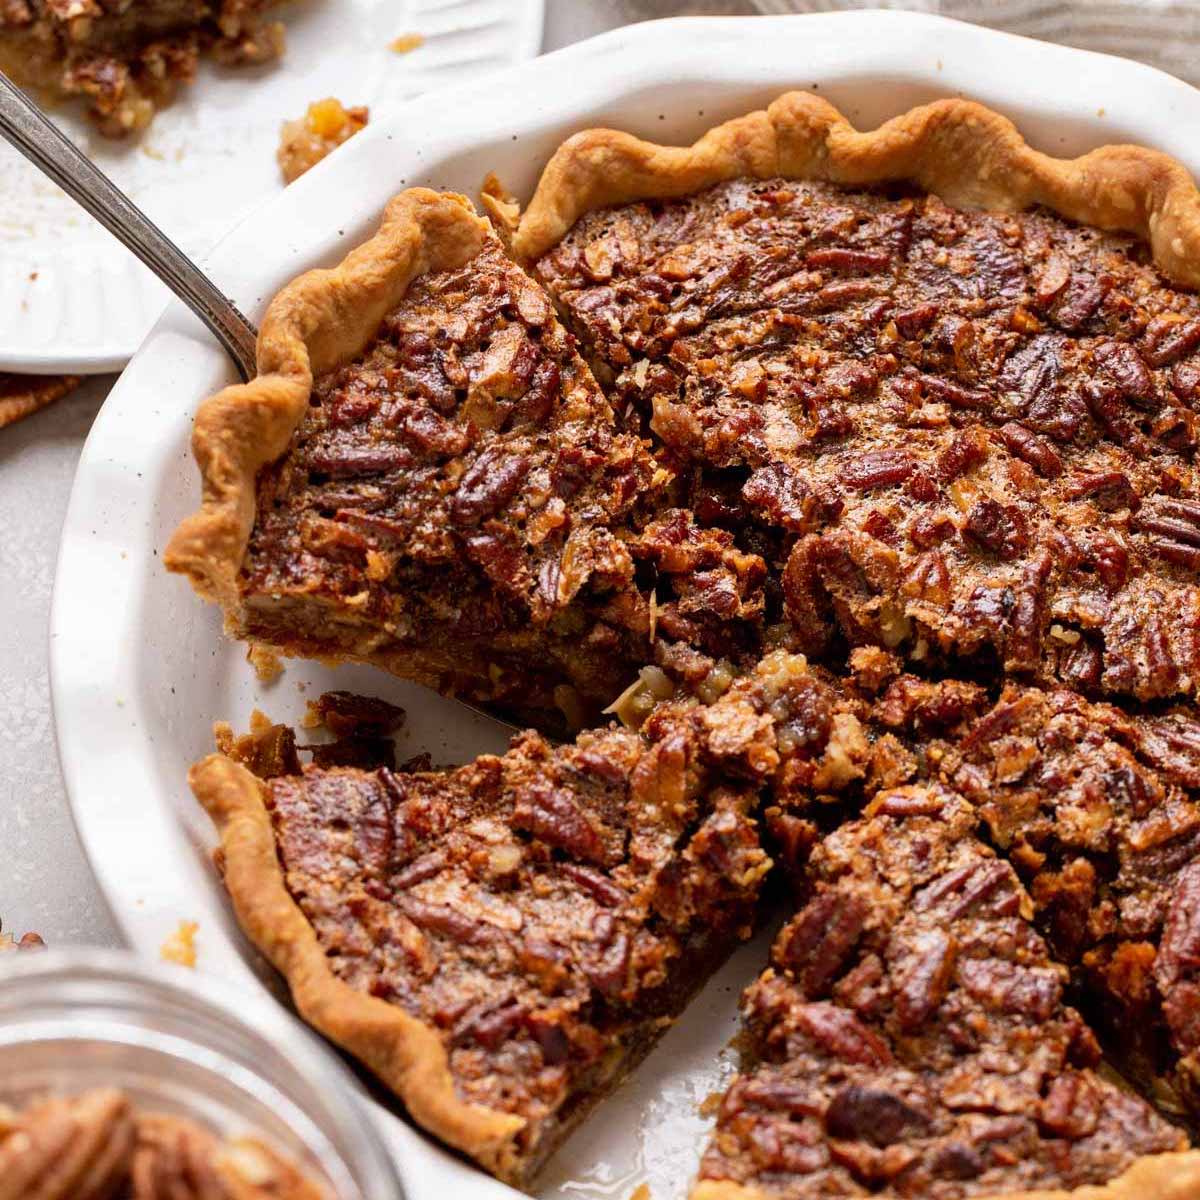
left=172, top=93, right=1200, bottom=1194
left=0, top=1, right=285, bottom=136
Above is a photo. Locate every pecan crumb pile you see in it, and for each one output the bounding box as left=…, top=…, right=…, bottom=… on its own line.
left=0, top=1088, right=328, bottom=1199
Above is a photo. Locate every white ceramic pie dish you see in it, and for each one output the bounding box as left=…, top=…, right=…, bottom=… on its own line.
left=49, top=11, right=1200, bottom=1199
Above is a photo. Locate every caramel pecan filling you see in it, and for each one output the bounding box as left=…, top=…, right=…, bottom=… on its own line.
left=699, top=787, right=1185, bottom=1199
left=537, top=179, right=1200, bottom=705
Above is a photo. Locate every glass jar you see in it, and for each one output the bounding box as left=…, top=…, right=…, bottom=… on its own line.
left=0, top=948, right=402, bottom=1199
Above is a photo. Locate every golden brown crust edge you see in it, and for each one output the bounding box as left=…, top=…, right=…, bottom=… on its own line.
left=163, top=188, right=490, bottom=617
left=513, top=91, right=1200, bottom=289
left=188, top=753, right=527, bottom=1183
left=689, top=1149, right=1200, bottom=1200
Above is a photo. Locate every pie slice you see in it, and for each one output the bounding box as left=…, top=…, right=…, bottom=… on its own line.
left=0, top=0, right=285, bottom=135
left=522, top=92, right=1200, bottom=704
left=166, top=190, right=681, bottom=731
left=694, top=784, right=1200, bottom=1200
left=854, top=667, right=1200, bottom=1123
left=190, top=667, right=809, bottom=1186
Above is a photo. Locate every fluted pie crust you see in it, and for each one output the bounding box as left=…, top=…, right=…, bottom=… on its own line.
left=189, top=752, right=530, bottom=1179
left=513, top=91, right=1200, bottom=286
left=165, top=189, right=490, bottom=618
left=169, top=95, right=1200, bottom=1197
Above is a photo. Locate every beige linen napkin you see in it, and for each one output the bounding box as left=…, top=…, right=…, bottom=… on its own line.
left=753, top=1, right=1200, bottom=87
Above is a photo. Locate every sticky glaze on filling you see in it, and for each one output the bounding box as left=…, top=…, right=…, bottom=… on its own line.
left=699, top=787, right=1185, bottom=1198
left=537, top=179, right=1200, bottom=704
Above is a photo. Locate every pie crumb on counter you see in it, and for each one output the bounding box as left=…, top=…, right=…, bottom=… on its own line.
left=390, top=32, right=424, bottom=54
left=277, top=99, right=369, bottom=184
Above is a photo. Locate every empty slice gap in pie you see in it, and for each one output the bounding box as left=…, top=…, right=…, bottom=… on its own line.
left=0, top=1, right=286, bottom=136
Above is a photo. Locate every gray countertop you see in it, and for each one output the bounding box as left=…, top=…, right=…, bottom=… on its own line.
left=0, top=0, right=755, bottom=949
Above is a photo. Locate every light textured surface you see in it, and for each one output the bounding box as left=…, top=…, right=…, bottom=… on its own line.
left=0, top=0, right=754, bottom=949
left=0, top=378, right=119, bottom=944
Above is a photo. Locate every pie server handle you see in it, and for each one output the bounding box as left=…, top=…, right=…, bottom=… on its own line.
left=0, top=71, right=259, bottom=382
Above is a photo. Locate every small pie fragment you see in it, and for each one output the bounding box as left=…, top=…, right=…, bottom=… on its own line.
left=0, top=916, right=45, bottom=952
left=277, top=98, right=368, bottom=184
left=168, top=192, right=670, bottom=732
left=0, top=1, right=287, bottom=136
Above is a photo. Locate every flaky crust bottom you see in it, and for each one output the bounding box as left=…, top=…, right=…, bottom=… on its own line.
left=690, top=1150, right=1200, bottom=1200
left=188, top=753, right=528, bottom=1182
left=165, top=188, right=489, bottom=615
left=513, top=91, right=1200, bottom=289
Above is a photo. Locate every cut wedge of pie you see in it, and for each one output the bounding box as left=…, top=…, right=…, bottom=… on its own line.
left=695, top=785, right=1198, bottom=1200
left=0, top=0, right=286, bottom=135
left=167, top=190, right=675, bottom=731
left=852, top=667, right=1200, bottom=1124
left=190, top=660, right=839, bottom=1185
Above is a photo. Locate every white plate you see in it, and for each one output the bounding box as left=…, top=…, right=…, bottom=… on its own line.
left=0, top=0, right=542, bottom=375
left=49, top=11, right=1200, bottom=1199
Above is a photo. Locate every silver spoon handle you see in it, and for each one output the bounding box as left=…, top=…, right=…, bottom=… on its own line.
left=0, top=72, right=258, bottom=381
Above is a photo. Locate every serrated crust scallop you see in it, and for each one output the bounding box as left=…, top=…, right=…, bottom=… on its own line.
left=514, top=91, right=1200, bottom=288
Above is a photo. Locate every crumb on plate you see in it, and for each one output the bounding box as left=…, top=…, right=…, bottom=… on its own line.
left=390, top=32, right=424, bottom=54
left=160, top=920, right=198, bottom=967
left=277, top=99, right=369, bottom=184
left=247, top=642, right=284, bottom=683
